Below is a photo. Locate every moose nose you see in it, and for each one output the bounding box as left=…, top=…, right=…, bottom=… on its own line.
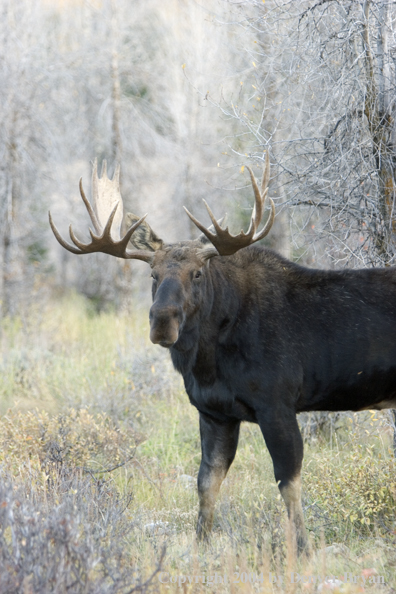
left=149, top=304, right=183, bottom=347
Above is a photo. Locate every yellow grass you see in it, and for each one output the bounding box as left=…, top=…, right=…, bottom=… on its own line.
left=0, top=293, right=395, bottom=592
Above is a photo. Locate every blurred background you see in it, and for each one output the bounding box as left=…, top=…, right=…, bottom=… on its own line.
left=1, top=0, right=396, bottom=317
left=0, top=4, right=396, bottom=587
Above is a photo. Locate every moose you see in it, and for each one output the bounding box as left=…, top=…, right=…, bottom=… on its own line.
left=49, top=156, right=396, bottom=553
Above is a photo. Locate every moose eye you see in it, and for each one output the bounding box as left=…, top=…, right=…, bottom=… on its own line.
left=151, top=273, right=158, bottom=281
left=194, top=271, right=202, bottom=279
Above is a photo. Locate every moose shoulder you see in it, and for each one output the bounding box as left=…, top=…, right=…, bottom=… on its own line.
left=49, top=157, right=396, bottom=554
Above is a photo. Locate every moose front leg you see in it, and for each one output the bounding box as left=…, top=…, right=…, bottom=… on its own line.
left=196, top=413, right=240, bottom=540
left=258, top=407, right=309, bottom=555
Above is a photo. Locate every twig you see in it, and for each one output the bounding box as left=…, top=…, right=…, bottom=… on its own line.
left=124, top=545, right=166, bottom=594
left=82, top=451, right=136, bottom=475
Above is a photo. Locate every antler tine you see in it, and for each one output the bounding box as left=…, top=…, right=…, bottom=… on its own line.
left=246, top=166, right=264, bottom=236
left=102, top=202, right=120, bottom=238
left=48, top=212, right=82, bottom=254
left=254, top=151, right=274, bottom=240
left=121, top=213, right=148, bottom=246
left=79, top=178, right=101, bottom=234
left=183, top=206, right=216, bottom=243
left=69, top=224, right=90, bottom=250
left=246, top=152, right=271, bottom=233
left=261, top=151, right=270, bottom=195
left=251, top=197, right=276, bottom=242
left=202, top=200, right=225, bottom=234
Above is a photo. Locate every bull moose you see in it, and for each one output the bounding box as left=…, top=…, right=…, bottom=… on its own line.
left=49, top=156, right=396, bottom=553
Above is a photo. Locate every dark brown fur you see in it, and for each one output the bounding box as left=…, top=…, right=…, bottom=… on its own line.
left=147, top=240, right=396, bottom=552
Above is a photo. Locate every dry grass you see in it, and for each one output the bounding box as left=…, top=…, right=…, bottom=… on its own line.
left=0, top=293, right=395, bottom=593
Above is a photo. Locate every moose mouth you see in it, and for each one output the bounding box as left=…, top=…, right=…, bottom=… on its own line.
left=158, top=339, right=176, bottom=349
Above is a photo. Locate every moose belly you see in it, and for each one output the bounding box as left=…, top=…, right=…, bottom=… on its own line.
left=299, top=366, right=396, bottom=412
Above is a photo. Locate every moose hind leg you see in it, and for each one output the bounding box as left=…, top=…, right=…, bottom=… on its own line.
left=258, top=409, right=309, bottom=554
left=197, top=413, right=240, bottom=540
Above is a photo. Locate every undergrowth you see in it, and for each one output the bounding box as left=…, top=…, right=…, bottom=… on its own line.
left=0, top=293, right=395, bottom=592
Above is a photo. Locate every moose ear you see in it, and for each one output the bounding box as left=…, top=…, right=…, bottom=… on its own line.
left=124, top=213, right=163, bottom=252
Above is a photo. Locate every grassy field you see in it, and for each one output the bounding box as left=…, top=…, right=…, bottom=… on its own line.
left=0, top=293, right=395, bottom=593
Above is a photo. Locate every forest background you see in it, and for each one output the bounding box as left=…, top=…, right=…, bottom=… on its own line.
left=2, top=0, right=396, bottom=315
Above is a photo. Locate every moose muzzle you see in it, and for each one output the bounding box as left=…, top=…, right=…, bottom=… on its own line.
left=149, top=303, right=183, bottom=347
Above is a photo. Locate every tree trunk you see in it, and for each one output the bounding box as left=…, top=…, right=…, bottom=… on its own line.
left=362, top=0, right=396, bottom=260
left=1, top=147, right=16, bottom=318
left=110, top=1, right=122, bottom=164
left=111, top=48, right=122, bottom=164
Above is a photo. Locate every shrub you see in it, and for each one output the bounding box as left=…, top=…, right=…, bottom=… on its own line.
left=0, top=409, right=164, bottom=593
left=305, top=449, right=396, bottom=537
left=0, top=408, right=136, bottom=475
left=0, top=473, right=163, bottom=594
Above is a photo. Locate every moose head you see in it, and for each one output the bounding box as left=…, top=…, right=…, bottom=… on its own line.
left=49, top=156, right=275, bottom=351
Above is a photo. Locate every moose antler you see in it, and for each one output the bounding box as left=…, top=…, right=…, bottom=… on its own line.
left=184, top=152, right=275, bottom=256
left=49, top=160, right=154, bottom=262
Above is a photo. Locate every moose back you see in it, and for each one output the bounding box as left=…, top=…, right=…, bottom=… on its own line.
left=49, top=156, right=396, bottom=553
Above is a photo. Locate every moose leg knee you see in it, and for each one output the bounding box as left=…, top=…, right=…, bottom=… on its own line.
left=196, top=413, right=240, bottom=540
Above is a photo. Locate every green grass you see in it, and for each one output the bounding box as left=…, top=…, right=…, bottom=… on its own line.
left=0, top=293, right=395, bottom=592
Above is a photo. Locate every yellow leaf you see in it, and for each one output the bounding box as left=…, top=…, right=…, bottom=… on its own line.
left=151, top=365, right=155, bottom=374
left=181, top=63, right=186, bottom=69
left=252, top=61, right=256, bottom=67
left=240, top=165, right=245, bottom=173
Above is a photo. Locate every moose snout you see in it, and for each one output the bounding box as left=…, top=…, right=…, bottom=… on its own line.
left=149, top=304, right=183, bottom=347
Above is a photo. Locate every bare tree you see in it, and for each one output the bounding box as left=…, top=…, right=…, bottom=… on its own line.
left=8, top=0, right=396, bottom=313
left=212, top=0, right=396, bottom=267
